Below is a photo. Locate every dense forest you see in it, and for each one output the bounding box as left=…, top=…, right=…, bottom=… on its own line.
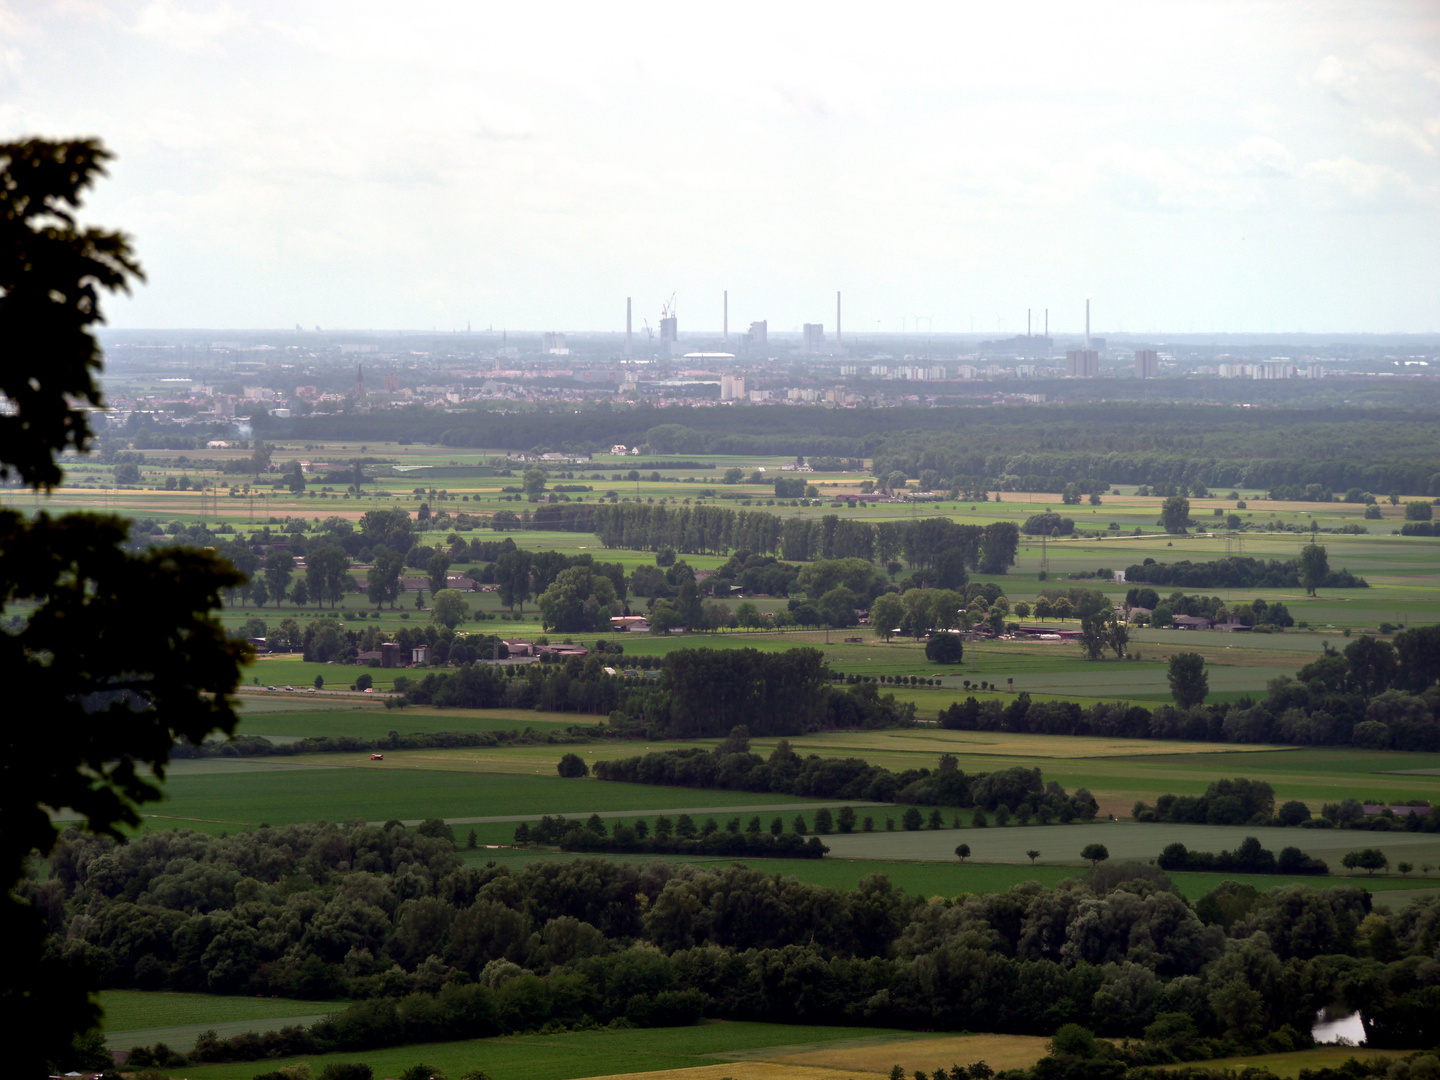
left=34, top=824, right=1439, bottom=1067
left=273, top=403, right=1440, bottom=496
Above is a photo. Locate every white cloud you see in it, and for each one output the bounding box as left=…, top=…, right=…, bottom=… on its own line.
left=7, top=0, right=1440, bottom=330
left=1364, top=116, right=1434, bottom=156
left=130, top=1, right=245, bottom=52
left=1301, top=155, right=1425, bottom=208
left=1314, top=55, right=1361, bottom=103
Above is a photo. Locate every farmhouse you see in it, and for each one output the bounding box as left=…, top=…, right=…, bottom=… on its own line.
left=610, top=615, right=652, bottom=632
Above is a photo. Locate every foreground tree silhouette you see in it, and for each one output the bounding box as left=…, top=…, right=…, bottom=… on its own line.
left=1, top=138, right=249, bottom=1074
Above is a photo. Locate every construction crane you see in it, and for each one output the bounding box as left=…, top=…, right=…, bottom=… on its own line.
left=660, top=294, right=675, bottom=321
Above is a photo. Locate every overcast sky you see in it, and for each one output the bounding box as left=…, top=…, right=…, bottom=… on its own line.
left=3, top=1, right=1438, bottom=334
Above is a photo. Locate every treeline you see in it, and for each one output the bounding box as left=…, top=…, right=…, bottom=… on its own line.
left=1131, top=779, right=1438, bottom=834
left=389, top=646, right=916, bottom=737
left=1131, top=778, right=1279, bottom=825
left=559, top=826, right=828, bottom=860
left=589, top=505, right=1021, bottom=575
left=171, top=724, right=609, bottom=761
left=394, top=655, right=642, bottom=716
left=936, top=627, right=1439, bottom=751
left=594, top=738, right=1100, bottom=822
left=1158, top=838, right=1329, bottom=876
left=36, top=823, right=1440, bottom=1061
left=1123, top=556, right=1368, bottom=591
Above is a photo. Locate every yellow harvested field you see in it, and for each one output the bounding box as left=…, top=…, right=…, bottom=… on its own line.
left=574, top=1034, right=1050, bottom=1080
left=764, top=1034, right=1051, bottom=1072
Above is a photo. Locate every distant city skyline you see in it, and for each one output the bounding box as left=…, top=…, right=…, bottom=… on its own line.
left=4, top=1, right=1438, bottom=333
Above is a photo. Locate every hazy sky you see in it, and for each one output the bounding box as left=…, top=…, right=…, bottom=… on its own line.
left=3, top=1, right=1438, bottom=334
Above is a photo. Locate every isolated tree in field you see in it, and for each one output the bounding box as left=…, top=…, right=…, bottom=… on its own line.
left=284, top=459, right=305, bottom=493
left=1107, top=618, right=1130, bottom=659
left=1342, top=848, right=1388, bottom=875
left=0, top=137, right=248, bottom=1075
left=250, top=439, right=273, bottom=477
left=494, top=549, right=533, bottom=611
left=430, top=588, right=469, bottom=629
left=870, top=592, right=905, bottom=641
left=1167, top=652, right=1209, bottom=708
left=368, top=549, right=404, bottom=609
left=955, top=843, right=971, bottom=862
left=1298, top=542, right=1329, bottom=596
left=426, top=549, right=452, bottom=595
left=1081, top=843, right=1110, bottom=866
left=1078, top=612, right=1109, bottom=660
left=1027, top=849, right=1041, bottom=864
left=306, top=543, right=351, bottom=608
left=557, top=753, right=589, bottom=778
left=925, top=632, right=964, bottom=664
left=314, top=674, right=324, bottom=690
left=1161, top=495, right=1191, bottom=533
left=264, top=549, right=294, bottom=602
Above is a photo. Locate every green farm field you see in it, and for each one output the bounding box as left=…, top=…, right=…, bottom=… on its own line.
left=819, top=819, right=1440, bottom=869
left=211, top=701, right=1440, bottom=817
left=122, top=762, right=874, bottom=834
left=99, top=990, right=343, bottom=1050
left=231, top=700, right=587, bottom=740
left=459, top=845, right=1438, bottom=902
left=99, top=989, right=345, bottom=1030
left=147, top=1019, right=941, bottom=1080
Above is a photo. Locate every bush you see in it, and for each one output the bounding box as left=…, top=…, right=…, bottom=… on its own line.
left=925, top=633, right=964, bottom=664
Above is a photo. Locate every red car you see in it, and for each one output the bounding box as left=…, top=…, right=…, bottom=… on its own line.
left=370, top=753, right=384, bottom=761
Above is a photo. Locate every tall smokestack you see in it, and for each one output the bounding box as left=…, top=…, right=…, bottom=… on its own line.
left=1028, top=308, right=1031, bottom=337
left=723, top=291, right=728, bottom=345
left=626, top=297, right=632, bottom=354
left=836, top=291, right=842, bottom=345
left=1085, top=299, right=1090, bottom=348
